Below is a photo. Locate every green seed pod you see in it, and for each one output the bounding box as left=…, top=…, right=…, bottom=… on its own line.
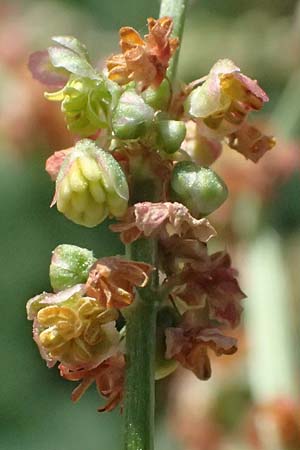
left=45, top=75, right=114, bottom=137
left=155, top=306, right=179, bottom=380
left=142, top=79, right=171, bottom=111
left=157, top=120, right=186, bottom=154
left=50, top=244, right=96, bottom=292
left=55, top=139, right=129, bottom=227
left=170, top=161, right=228, bottom=217
left=112, top=89, right=154, bottom=140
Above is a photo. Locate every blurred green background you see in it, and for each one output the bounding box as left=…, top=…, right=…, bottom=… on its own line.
left=1, top=1, right=300, bottom=449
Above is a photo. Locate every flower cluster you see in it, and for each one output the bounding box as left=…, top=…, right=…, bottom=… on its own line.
left=27, top=15, right=273, bottom=410
left=27, top=245, right=152, bottom=410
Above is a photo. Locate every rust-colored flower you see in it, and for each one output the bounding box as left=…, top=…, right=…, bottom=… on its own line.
left=167, top=250, right=246, bottom=328
left=110, top=202, right=216, bottom=245
left=226, top=122, right=276, bottom=163
left=86, top=256, right=153, bottom=309
left=165, top=326, right=237, bottom=380
left=106, top=17, right=178, bottom=89
left=60, top=353, right=125, bottom=412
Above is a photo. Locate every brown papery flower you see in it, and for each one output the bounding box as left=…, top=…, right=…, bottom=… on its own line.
left=106, top=17, right=178, bottom=89
left=60, top=353, right=125, bottom=412
left=86, top=257, right=153, bottom=309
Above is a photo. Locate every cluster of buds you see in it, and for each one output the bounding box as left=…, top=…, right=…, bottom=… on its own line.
left=27, top=16, right=274, bottom=410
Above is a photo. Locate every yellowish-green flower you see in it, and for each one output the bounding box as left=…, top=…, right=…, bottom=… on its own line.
left=54, top=139, right=129, bottom=227
left=45, top=76, right=113, bottom=137
left=27, top=285, right=120, bottom=369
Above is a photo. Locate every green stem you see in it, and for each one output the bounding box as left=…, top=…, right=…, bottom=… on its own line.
left=124, top=239, right=158, bottom=450
left=123, top=1, right=188, bottom=449
left=160, top=0, right=188, bottom=83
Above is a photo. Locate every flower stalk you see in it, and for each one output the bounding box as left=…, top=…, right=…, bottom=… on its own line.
left=123, top=2, right=188, bottom=448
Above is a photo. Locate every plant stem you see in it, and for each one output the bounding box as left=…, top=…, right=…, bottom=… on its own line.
left=124, top=239, right=158, bottom=450
left=160, top=0, right=188, bottom=83
left=123, top=1, right=188, bottom=449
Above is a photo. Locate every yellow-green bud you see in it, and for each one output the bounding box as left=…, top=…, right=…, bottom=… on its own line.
left=55, top=139, right=129, bottom=227
left=157, top=120, right=186, bottom=154
left=45, top=76, right=114, bottom=137
left=142, top=79, right=171, bottom=111
left=50, top=244, right=96, bottom=292
left=112, top=89, right=154, bottom=140
left=170, top=161, right=228, bottom=217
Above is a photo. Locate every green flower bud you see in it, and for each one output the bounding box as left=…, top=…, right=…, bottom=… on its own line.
left=142, top=79, right=171, bottom=111
left=50, top=244, right=96, bottom=292
left=112, top=89, right=154, bottom=140
left=157, top=120, right=186, bottom=154
left=55, top=139, right=129, bottom=227
left=155, top=306, right=179, bottom=380
left=170, top=161, right=228, bottom=217
left=45, top=76, right=114, bottom=137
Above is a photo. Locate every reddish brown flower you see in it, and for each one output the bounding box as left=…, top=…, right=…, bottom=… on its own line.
left=165, top=326, right=237, bottom=380
left=86, top=256, right=153, bottom=309
left=168, top=250, right=246, bottom=328
left=106, top=17, right=178, bottom=89
left=59, top=353, right=125, bottom=412
left=110, top=202, right=216, bottom=245
left=227, top=122, right=275, bottom=163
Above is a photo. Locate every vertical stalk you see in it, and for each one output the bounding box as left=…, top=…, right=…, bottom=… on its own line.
left=123, top=1, right=188, bottom=450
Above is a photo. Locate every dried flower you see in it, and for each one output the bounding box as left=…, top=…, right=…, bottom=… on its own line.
left=168, top=250, right=246, bottom=328
left=60, top=353, right=125, bottom=412
left=165, top=325, right=237, bottom=379
left=110, top=201, right=216, bottom=244
left=86, top=257, right=153, bottom=309
left=106, top=17, right=178, bottom=89
left=227, top=122, right=276, bottom=162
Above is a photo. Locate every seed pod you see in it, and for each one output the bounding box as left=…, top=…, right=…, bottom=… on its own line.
left=157, top=120, right=186, bottom=154
left=55, top=139, right=129, bottom=227
left=170, top=161, right=228, bottom=217
left=142, top=79, right=170, bottom=111
left=50, top=244, right=96, bottom=292
left=112, top=89, right=154, bottom=140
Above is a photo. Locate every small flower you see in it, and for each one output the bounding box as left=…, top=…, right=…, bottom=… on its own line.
left=59, top=353, right=125, bottom=412
left=27, top=284, right=120, bottom=369
left=45, top=76, right=113, bottom=137
left=165, top=325, right=237, bottom=380
left=53, top=139, right=129, bottom=227
left=86, top=257, right=153, bottom=309
left=186, top=59, right=269, bottom=137
left=226, top=122, right=276, bottom=162
left=167, top=250, right=246, bottom=328
left=110, top=201, right=216, bottom=244
left=106, top=17, right=178, bottom=89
